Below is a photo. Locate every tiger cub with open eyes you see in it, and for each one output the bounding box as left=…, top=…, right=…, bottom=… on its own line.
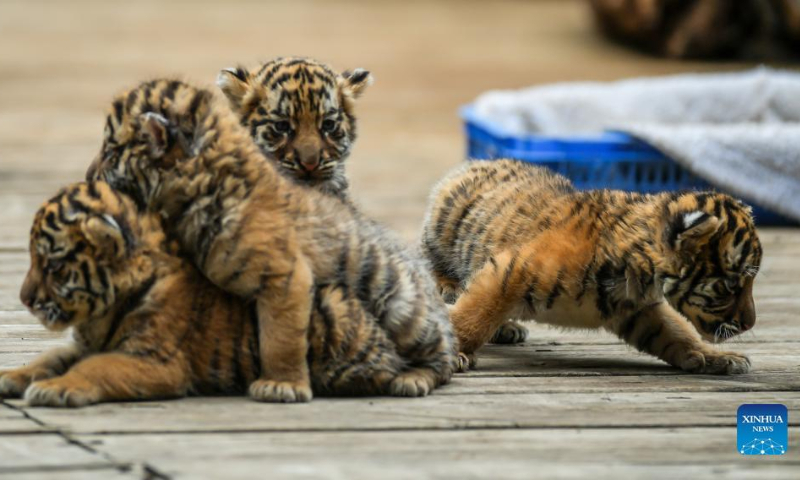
left=86, top=79, right=456, bottom=403
left=0, top=182, right=414, bottom=407
left=217, top=57, right=371, bottom=199
left=422, top=159, right=762, bottom=373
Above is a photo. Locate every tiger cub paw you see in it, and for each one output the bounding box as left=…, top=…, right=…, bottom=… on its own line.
left=24, top=378, right=100, bottom=408
left=0, top=370, right=32, bottom=398
left=456, top=352, right=477, bottom=373
left=249, top=379, right=313, bottom=403
left=680, top=350, right=751, bottom=375
left=490, top=321, right=528, bottom=344
left=438, top=284, right=460, bottom=305
left=390, top=368, right=436, bottom=397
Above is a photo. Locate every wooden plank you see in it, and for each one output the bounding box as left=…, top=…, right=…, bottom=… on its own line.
left=465, top=342, right=800, bottom=377
left=440, top=372, right=800, bottom=395
left=0, top=402, right=52, bottom=433
left=75, top=429, right=800, bottom=480
left=7, top=469, right=138, bottom=479
left=2, top=367, right=798, bottom=402
left=9, top=391, right=799, bottom=434
left=0, top=434, right=118, bottom=472
left=4, top=332, right=800, bottom=377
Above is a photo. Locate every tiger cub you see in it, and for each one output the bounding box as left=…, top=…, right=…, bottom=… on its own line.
left=0, top=182, right=423, bottom=407
left=422, top=159, right=762, bottom=374
left=86, top=79, right=456, bottom=403
left=217, top=57, right=371, bottom=199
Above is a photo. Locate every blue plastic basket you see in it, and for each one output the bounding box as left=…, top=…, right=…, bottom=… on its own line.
left=462, top=105, right=797, bottom=226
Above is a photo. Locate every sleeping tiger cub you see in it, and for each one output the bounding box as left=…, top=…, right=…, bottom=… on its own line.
left=422, top=159, right=762, bottom=374
left=217, top=57, right=371, bottom=199
left=0, top=182, right=426, bottom=407
left=86, top=79, right=456, bottom=403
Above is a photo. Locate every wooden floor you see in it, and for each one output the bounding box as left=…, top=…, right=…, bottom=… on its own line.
left=1, top=0, right=798, bottom=478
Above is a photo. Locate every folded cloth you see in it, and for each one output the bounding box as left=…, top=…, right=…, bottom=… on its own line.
left=472, top=68, right=800, bottom=221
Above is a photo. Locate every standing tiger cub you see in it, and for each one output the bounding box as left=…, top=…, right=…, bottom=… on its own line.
left=87, top=79, right=456, bottom=403
left=0, top=183, right=419, bottom=407
left=423, top=160, right=762, bottom=374
left=217, top=57, right=371, bottom=199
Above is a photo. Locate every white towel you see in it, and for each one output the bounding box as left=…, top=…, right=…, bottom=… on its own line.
left=472, top=68, right=800, bottom=221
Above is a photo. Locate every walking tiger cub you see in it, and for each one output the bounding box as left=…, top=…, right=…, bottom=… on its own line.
left=422, top=159, right=762, bottom=374
left=0, top=182, right=438, bottom=407
left=217, top=57, right=371, bottom=199
left=86, top=79, right=456, bottom=403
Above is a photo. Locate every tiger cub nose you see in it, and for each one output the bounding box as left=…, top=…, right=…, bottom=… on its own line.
left=295, top=145, right=321, bottom=172
left=299, top=157, right=320, bottom=172
left=19, top=273, right=36, bottom=308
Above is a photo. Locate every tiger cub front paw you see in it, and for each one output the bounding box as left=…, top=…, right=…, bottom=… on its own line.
left=679, top=350, right=751, bottom=375
left=249, top=379, right=313, bottom=403
left=456, top=352, right=478, bottom=373
left=0, top=370, right=31, bottom=398
left=24, top=378, right=100, bottom=408
left=490, top=321, right=528, bottom=344
left=438, top=284, right=460, bottom=305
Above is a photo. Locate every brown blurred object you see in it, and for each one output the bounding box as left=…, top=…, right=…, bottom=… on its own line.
left=590, top=0, right=800, bottom=59
left=773, top=0, right=800, bottom=46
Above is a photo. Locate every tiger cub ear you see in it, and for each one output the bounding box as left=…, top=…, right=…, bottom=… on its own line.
left=138, top=112, right=171, bottom=159
left=216, top=67, right=252, bottom=107
left=82, top=215, right=127, bottom=260
left=671, top=211, right=722, bottom=255
left=339, top=68, right=373, bottom=99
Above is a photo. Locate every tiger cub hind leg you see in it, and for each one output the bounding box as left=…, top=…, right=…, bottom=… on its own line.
left=390, top=367, right=438, bottom=397
left=308, top=285, right=404, bottom=396
left=449, top=250, right=532, bottom=356
left=612, top=302, right=751, bottom=375
left=490, top=321, right=529, bottom=345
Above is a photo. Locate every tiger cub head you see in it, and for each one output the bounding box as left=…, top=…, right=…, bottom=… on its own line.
left=20, top=182, right=165, bottom=331
left=216, top=57, right=372, bottom=195
left=86, top=79, right=228, bottom=209
left=661, top=193, right=763, bottom=343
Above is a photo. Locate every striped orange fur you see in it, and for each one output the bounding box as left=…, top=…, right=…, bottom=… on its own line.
left=85, top=79, right=456, bottom=402
left=0, top=182, right=436, bottom=407
left=422, top=159, right=762, bottom=374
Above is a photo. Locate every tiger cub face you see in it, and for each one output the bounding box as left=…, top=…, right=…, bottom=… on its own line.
left=217, top=57, right=372, bottom=196
left=664, top=202, right=763, bottom=342
left=19, top=182, right=162, bottom=331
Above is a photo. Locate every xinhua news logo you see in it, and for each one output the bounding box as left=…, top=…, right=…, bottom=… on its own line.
left=737, top=404, right=788, bottom=455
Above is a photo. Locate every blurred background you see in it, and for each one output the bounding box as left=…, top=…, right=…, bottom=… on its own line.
left=0, top=0, right=795, bottom=244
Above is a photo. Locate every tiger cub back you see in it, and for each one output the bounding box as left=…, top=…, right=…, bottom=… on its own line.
left=423, top=159, right=762, bottom=375
left=217, top=57, right=372, bottom=199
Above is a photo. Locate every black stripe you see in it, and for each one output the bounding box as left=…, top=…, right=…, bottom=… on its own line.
left=617, top=310, right=641, bottom=341
left=188, top=91, right=207, bottom=120
left=101, top=275, right=156, bottom=350
left=355, top=245, right=378, bottom=303
left=500, top=256, right=517, bottom=295
left=247, top=303, right=261, bottom=380
left=635, top=323, right=663, bottom=353
left=112, top=100, right=124, bottom=123
left=546, top=271, right=563, bottom=309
